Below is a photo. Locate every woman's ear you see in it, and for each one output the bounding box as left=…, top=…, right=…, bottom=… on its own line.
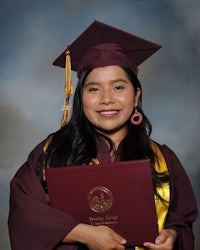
left=134, top=87, right=141, bottom=107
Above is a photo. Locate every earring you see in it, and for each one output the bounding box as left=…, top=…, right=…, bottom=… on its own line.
left=130, top=107, right=143, bottom=125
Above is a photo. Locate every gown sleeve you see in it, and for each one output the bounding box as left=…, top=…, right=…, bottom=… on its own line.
left=160, top=145, right=198, bottom=250
left=8, top=138, right=81, bottom=250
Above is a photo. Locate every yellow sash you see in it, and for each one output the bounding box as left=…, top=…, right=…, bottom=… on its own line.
left=135, top=142, right=170, bottom=249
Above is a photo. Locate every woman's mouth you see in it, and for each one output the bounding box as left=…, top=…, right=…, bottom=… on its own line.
left=98, top=110, right=119, bottom=117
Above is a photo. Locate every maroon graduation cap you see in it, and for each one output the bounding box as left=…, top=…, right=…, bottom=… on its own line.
left=53, top=20, right=161, bottom=76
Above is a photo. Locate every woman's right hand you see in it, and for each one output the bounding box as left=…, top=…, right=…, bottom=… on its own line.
left=63, top=223, right=127, bottom=250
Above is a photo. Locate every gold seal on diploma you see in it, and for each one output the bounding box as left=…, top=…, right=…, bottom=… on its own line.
left=88, top=186, right=113, bottom=213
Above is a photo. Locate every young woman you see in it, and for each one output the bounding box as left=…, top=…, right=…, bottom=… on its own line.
left=8, top=20, right=197, bottom=250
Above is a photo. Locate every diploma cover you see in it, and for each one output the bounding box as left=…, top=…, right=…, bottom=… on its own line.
left=46, top=159, right=158, bottom=246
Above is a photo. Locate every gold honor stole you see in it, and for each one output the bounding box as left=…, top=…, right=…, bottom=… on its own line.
left=135, top=142, right=170, bottom=250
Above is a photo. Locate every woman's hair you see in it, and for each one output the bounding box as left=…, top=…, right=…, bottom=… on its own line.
left=37, top=66, right=169, bottom=200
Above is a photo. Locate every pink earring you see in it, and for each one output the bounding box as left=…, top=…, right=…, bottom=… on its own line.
left=130, top=107, right=143, bottom=125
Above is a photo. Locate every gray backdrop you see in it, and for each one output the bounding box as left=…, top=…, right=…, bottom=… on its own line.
left=0, top=0, right=199, bottom=249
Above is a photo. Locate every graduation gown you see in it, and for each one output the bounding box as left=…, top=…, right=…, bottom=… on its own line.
left=8, top=137, right=197, bottom=250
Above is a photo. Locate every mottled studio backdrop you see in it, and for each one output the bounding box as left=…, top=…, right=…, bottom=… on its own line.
left=0, top=0, right=199, bottom=249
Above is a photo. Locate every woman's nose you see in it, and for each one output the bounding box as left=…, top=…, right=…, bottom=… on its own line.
left=99, top=91, right=115, bottom=105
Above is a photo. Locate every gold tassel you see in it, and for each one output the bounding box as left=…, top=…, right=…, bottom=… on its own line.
left=61, top=50, right=73, bottom=127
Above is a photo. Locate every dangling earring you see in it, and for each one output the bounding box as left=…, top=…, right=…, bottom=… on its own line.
left=130, top=107, right=143, bottom=125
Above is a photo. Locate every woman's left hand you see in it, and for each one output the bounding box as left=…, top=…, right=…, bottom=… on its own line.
left=143, top=229, right=177, bottom=250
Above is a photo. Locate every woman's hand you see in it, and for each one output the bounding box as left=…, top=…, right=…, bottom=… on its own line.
left=63, top=223, right=127, bottom=250
left=143, top=229, right=177, bottom=250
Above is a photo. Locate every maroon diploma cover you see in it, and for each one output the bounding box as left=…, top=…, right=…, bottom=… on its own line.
left=46, top=159, right=158, bottom=246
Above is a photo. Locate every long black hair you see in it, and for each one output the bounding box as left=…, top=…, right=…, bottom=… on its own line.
left=37, top=66, right=169, bottom=200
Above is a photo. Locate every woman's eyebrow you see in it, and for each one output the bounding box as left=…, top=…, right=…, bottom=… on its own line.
left=111, top=78, right=128, bottom=83
left=85, top=78, right=128, bottom=86
left=84, top=81, right=100, bottom=87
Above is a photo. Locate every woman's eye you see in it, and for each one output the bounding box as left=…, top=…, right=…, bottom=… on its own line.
left=88, top=87, right=99, bottom=92
left=114, top=85, right=124, bottom=90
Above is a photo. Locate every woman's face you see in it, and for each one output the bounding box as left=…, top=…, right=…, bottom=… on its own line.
left=82, top=65, right=141, bottom=143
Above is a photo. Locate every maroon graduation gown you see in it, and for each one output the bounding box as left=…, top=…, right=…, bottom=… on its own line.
left=8, top=137, right=197, bottom=250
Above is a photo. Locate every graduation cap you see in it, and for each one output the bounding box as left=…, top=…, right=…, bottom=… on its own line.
left=53, top=20, right=161, bottom=126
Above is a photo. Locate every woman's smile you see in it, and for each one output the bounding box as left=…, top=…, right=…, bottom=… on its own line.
left=97, top=109, right=120, bottom=117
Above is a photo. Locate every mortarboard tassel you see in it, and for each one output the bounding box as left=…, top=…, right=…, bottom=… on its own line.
left=43, top=50, right=73, bottom=155
left=61, top=50, right=73, bottom=127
